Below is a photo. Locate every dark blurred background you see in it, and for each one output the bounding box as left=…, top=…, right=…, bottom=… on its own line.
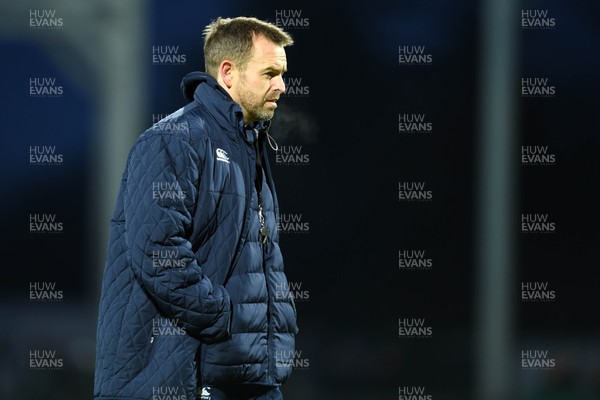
left=0, top=0, right=598, bottom=399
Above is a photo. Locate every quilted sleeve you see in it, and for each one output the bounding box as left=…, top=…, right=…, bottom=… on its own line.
left=124, top=132, right=231, bottom=343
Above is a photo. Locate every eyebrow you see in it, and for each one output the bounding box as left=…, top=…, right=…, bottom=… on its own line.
left=262, top=65, right=287, bottom=74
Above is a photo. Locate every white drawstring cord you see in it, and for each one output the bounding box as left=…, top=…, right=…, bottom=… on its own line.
left=266, top=132, right=279, bottom=151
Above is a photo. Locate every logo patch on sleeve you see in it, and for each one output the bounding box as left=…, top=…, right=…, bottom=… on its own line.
left=216, top=148, right=230, bottom=163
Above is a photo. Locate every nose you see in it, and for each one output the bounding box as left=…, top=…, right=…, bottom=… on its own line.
left=273, top=75, right=286, bottom=94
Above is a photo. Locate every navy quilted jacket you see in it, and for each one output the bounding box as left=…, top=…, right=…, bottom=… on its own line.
left=94, top=72, right=298, bottom=400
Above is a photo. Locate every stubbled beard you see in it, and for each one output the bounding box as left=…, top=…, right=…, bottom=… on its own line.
left=236, top=79, right=275, bottom=122
left=247, top=104, right=274, bottom=122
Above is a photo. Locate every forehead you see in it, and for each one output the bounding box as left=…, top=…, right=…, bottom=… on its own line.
left=247, top=35, right=287, bottom=68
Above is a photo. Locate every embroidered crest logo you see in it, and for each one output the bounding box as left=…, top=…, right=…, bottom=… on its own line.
left=200, top=386, right=211, bottom=399
left=216, top=148, right=230, bottom=163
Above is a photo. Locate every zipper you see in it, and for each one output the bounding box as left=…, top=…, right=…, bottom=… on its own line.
left=255, top=128, right=270, bottom=245
left=254, top=128, right=274, bottom=383
left=261, top=224, right=273, bottom=382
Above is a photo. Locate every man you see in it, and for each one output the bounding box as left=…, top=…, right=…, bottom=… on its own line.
left=94, top=17, right=298, bottom=400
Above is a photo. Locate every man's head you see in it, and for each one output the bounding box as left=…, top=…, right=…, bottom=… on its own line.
left=203, top=17, right=294, bottom=124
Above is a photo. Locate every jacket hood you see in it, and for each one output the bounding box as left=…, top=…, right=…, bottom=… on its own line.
left=180, top=71, right=270, bottom=136
left=181, top=71, right=243, bottom=133
left=181, top=71, right=214, bottom=103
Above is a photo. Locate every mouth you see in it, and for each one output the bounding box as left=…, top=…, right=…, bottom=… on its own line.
left=266, top=100, right=278, bottom=108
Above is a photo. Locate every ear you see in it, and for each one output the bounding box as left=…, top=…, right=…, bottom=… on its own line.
left=218, top=60, right=235, bottom=89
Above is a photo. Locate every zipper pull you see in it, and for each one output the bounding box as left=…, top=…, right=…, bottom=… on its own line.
left=258, top=204, right=270, bottom=244
left=260, top=226, right=270, bottom=244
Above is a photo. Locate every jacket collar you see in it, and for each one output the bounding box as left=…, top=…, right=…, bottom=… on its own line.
left=180, top=71, right=270, bottom=143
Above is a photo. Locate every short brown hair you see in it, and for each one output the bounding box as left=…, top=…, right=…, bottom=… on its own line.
left=203, top=16, right=294, bottom=78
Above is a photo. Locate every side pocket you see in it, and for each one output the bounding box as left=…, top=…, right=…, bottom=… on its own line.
left=144, top=329, right=157, bottom=365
